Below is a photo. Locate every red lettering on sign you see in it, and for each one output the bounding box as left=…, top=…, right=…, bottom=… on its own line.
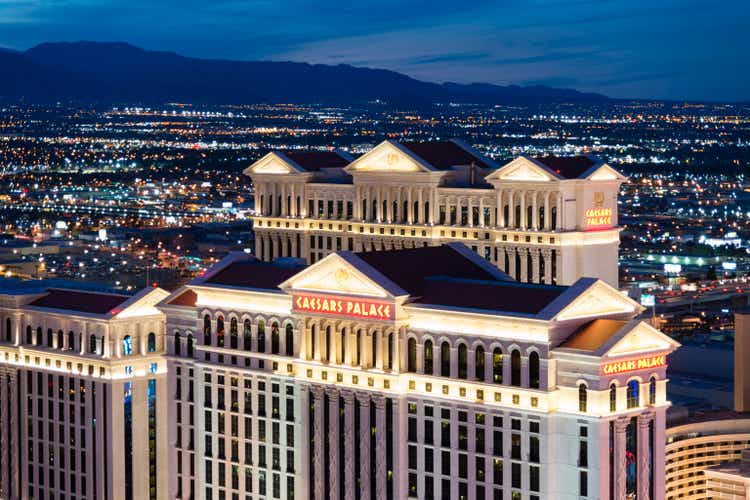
left=293, top=293, right=394, bottom=321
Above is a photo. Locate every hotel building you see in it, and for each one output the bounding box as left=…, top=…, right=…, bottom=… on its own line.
left=159, top=243, right=677, bottom=500
left=244, top=140, right=626, bottom=286
left=0, top=281, right=169, bottom=500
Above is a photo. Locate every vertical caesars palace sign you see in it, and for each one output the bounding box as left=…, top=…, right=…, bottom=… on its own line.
left=584, top=191, right=613, bottom=230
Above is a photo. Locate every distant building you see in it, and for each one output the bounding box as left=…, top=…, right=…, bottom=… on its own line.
left=705, top=448, right=750, bottom=499
left=244, top=140, right=626, bottom=286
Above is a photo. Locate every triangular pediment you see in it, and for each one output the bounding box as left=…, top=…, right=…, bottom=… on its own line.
left=586, top=163, right=627, bottom=182
left=345, top=140, right=433, bottom=173
left=552, top=280, right=642, bottom=322
left=486, top=156, right=556, bottom=182
left=279, top=253, right=405, bottom=299
left=243, top=152, right=304, bottom=176
left=603, top=321, right=679, bottom=359
left=113, top=287, right=170, bottom=319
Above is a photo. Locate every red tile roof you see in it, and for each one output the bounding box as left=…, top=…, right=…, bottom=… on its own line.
left=356, top=245, right=503, bottom=297
left=534, top=155, right=597, bottom=179
left=558, top=319, right=627, bottom=351
left=283, top=151, right=350, bottom=171
left=28, top=289, right=130, bottom=315
left=419, top=278, right=567, bottom=315
left=204, top=261, right=305, bottom=289
left=400, top=141, right=495, bottom=170
left=168, top=289, right=197, bottom=307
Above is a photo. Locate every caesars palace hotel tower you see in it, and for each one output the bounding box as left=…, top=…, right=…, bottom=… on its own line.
left=0, top=142, right=681, bottom=500
left=244, top=139, right=627, bottom=286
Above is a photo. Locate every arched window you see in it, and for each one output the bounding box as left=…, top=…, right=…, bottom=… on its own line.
left=46, top=328, right=53, bottom=348
left=203, top=315, right=211, bottom=345
left=529, top=351, right=540, bottom=389
left=89, top=335, right=97, bottom=354
left=271, top=322, right=280, bottom=355
left=175, top=331, right=181, bottom=356
left=36, top=327, right=42, bottom=345
left=649, top=376, right=657, bottom=405
left=387, top=333, right=394, bottom=370
left=186, top=334, right=194, bottom=357
left=407, top=338, right=417, bottom=373
left=216, top=316, right=225, bottom=348
left=68, top=331, right=75, bottom=351
left=579, top=384, right=587, bottom=412
left=122, top=335, right=133, bottom=356
left=285, top=324, right=294, bottom=357
left=147, top=332, right=156, bottom=352
left=355, top=330, right=362, bottom=365
left=257, top=320, right=266, bottom=353
left=230, top=317, right=238, bottom=349
left=325, top=326, right=332, bottom=363
left=609, top=383, right=617, bottom=412
left=457, top=343, right=468, bottom=379
left=26, top=326, right=32, bottom=345
left=627, top=380, right=640, bottom=409
left=510, top=349, right=521, bottom=387
left=493, top=348, right=503, bottom=384
left=424, top=340, right=434, bottom=375
left=340, top=329, right=347, bottom=363
left=4, top=318, right=10, bottom=342
left=371, top=331, right=378, bottom=367
left=475, top=345, right=485, bottom=381
left=440, top=341, right=450, bottom=377
left=56, top=330, right=64, bottom=350
left=243, top=320, right=252, bottom=351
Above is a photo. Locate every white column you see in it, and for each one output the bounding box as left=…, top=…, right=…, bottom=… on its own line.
left=358, top=393, right=371, bottom=500
left=343, top=391, right=356, bottom=499
left=373, top=395, right=387, bottom=500
left=311, top=386, right=325, bottom=500
left=520, top=191, right=526, bottom=228
left=532, top=192, right=538, bottom=229
left=544, top=191, right=550, bottom=230
left=638, top=412, right=654, bottom=500
left=497, top=190, right=504, bottom=227
left=614, top=417, right=629, bottom=500
left=327, top=387, right=340, bottom=500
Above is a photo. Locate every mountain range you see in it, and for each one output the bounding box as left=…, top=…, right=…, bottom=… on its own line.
left=0, top=41, right=609, bottom=105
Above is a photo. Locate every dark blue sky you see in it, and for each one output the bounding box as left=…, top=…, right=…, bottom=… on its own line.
left=1, top=0, right=748, bottom=101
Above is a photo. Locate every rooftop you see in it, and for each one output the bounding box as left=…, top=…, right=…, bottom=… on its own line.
left=282, top=151, right=351, bottom=171
left=534, top=155, right=598, bottom=179
left=203, top=259, right=306, bottom=290
left=400, top=140, right=496, bottom=170
left=27, top=288, right=131, bottom=315
left=559, top=319, right=628, bottom=351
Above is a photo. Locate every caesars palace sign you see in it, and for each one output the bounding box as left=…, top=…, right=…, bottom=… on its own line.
left=584, top=191, right=613, bottom=230
left=601, top=355, right=666, bottom=375
left=293, top=293, right=395, bottom=321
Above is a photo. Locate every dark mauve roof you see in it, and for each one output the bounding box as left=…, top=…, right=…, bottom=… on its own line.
left=28, top=289, right=130, bottom=315
left=401, top=141, right=494, bottom=170
left=168, top=289, right=198, bottom=306
left=356, top=245, right=506, bottom=297
left=534, top=155, right=597, bottom=179
left=284, top=151, right=350, bottom=171
left=419, top=278, right=567, bottom=315
left=558, top=319, right=627, bottom=351
left=204, top=261, right=305, bottom=289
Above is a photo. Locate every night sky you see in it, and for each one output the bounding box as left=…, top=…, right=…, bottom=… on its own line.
left=1, top=0, right=747, bottom=101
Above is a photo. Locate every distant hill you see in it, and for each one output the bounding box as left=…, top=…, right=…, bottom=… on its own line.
left=0, top=41, right=609, bottom=105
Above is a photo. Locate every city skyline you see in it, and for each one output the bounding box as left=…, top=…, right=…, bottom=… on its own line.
left=1, top=0, right=749, bottom=102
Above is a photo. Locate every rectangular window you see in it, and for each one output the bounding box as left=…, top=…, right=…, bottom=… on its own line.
left=580, top=470, right=588, bottom=497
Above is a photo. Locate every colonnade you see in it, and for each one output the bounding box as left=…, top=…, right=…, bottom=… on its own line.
left=310, top=386, right=389, bottom=500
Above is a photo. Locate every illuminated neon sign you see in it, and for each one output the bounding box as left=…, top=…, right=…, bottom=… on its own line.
left=602, top=355, right=666, bottom=375
left=293, top=293, right=394, bottom=321
left=584, top=207, right=613, bottom=229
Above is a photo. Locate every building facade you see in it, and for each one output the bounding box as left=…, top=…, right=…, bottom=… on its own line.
left=244, top=140, right=626, bottom=286
left=159, top=243, right=676, bottom=500
left=0, top=283, right=169, bottom=500
left=665, top=417, right=750, bottom=499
